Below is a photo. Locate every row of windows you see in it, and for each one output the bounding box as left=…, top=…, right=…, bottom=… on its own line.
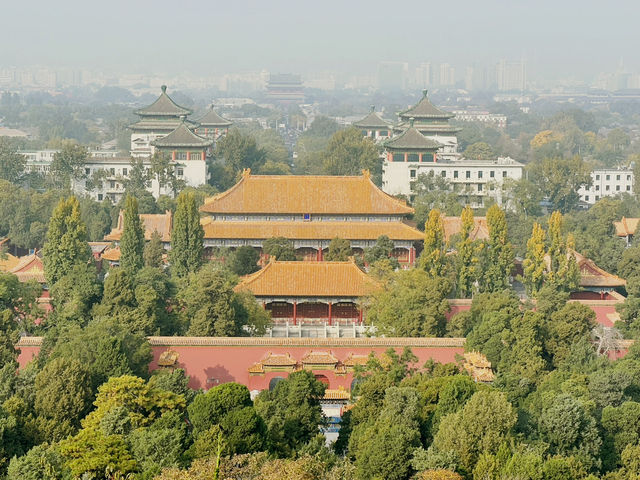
left=409, top=169, right=509, bottom=179
left=84, top=167, right=184, bottom=177
left=595, top=174, right=632, bottom=181
left=590, top=184, right=631, bottom=192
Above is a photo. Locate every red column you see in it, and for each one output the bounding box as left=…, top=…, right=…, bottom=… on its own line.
left=317, top=248, right=323, bottom=261
left=358, top=308, right=363, bottom=325
left=328, top=302, right=332, bottom=326
left=419, top=153, right=423, bottom=162
left=205, top=128, right=209, bottom=136
left=201, top=151, right=205, bottom=160
left=409, top=247, right=415, bottom=265
left=404, top=152, right=408, bottom=162
left=171, top=151, right=176, bottom=161
left=262, top=302, right=266, bottom=309
left=293, top=302, right=297, bottom=326
left=186, top=151, right=191, bottom=161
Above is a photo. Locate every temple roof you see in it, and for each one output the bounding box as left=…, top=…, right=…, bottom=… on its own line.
left=129, top=118, right=198, bottom=132
left=573, top=250, right=626, bottom=288
left=151, top=122, right=212, bottom=149
left=0, top=252, right=20, bottom=272
left=201, top=219, right=424, bottom=241
left=196, top=105, right=233, bottom=127
left=301, top=351, right=339, bottom=364
left=261, top=352, right=297, bottom=366
left=352, top=106, right=391, bottom=129
left=134, top=86, right=192, bottom=117
left=384, top=125, right=442, bottom=151
left=614, top=217, right=640, bottom=237
left=200, top=170, right=413, bottom=215
left=104, top=211, right=173, bottom=242
left=101, top=247, right=121, bottom=262
left=399, top=90, right=455, bottom=119
left=442, top=216, right=489, bottom=242
left=235, top=259, right=380, bottom=298
left=9, top=254, right=45, bottom=283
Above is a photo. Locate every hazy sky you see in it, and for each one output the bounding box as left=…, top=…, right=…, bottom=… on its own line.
left=2, top=0, right=639, bottom=79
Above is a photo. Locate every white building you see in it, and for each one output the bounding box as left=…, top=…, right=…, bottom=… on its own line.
left=451, top=110, right=507, bottom=129
left=383, top=157, right=524, bottom=209
left=578, top=168, right=634, bottom=205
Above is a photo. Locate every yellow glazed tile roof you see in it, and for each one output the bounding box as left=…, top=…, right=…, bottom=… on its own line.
left=442, top=216, right=489, bottom=242
left=104, top=211, right=172, bottom=242
left=301, top=351, right=339, bottom=364
left=573, top=250, right=626, bottom=288
left=0, top=252, right=20, bottom=272
left=614, top=217, right=640, bottom=237
left=323, top=388, right=351, bottom=400
left=200, top=170, right=413, bottom=215
left=235, top=259, right=381, bottom=297
left=203, top=220, right=424, bottom=241
left=9, top=254, right=46, bottom=283
left=261, top=352, right=297, bottom=366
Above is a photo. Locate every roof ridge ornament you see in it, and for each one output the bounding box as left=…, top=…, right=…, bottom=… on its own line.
left=242, top=168, right=251, bottom=178
left=370, top=105, right=375, bottom=112
left=409, top=117, right=415, bottom=127
left=161, top=85, right=167, bottom=93
left=422, top=89, right=428, bottom=97
left=362, top=169, right=371, bottom=179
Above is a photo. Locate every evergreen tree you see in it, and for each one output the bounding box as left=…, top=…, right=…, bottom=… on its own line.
left=546, top=211, right=580, bottom=292
left=262, top=237, right=297, bottom=261
left=119, top=195, right=145, bottom=273
left=455, top=206, right=480, bottom=298
left=144, top=230, right=165, bottom=268
left=170, top=192, right=204, bottom=277
left=229, top=246, right=260, bottom=276
left=482, top=204, right=514, bottom=292
left=325, top=237, right=352, bottom=261
left=522, top=222, right=546, bottom=296
left=420, top=209, right=446, bottom=277
left=43, top=196, right=91, bottom=286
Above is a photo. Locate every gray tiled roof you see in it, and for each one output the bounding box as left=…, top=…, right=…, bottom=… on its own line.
left=151, top=123, right=212, bottom=148
left=399, top=90, right=454, bottom=119
left=353, top=106, right=391, bottom=129
left=129, top=118, right=198, bottom=132
left=196, top=105, right=233, bottom=127
left=384, top=126, right=442, bottom=151
left=135, top=86, right=193, bottom=117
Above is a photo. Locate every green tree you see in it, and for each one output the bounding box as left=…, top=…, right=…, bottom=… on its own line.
left=528, top=155, right=592, bottom=212
left=179, top=264, right=237, bottom=336
left=420, top=209, right=447, bottom=277
left=455, top=206, right=481, bottom=298
left=119, top=195, right=145, bottom=273
left=546, top=211, right=580, bottom=292
left=364, top=235, right=398, bottom=268
left=601, top=401, right=640, bottom=469
left=254, top=370, right=326, bottom=457
left=229, top=246, right=260, bottom=276
left=212, top=129, right=266, bottom=190
left=431, top=390, right=516, bottom=473
left=262, top=237, right=297, bottom=261
left=325, top=237, right=352, bottom=262
left=144, top=230, right=165, bottom=268
left=50, top=141, right=88, bottom=189
left=34, top=357, right=93, bottom=441
left=170, top=191, right=204, bottom=277
left=522, top=222, right=547, bottom=296
left=42, top=196, right=91, bottom=286
left=321, top=128, right=382, bottom=184
left=482, top=204, right=513, bottom=292
left=545, top=302, right=596, bottom=367
left=367, top=269, right=451, bottom=337
left=0, top=138, right=26, bottom=183
left=463, top=142, right=495, bottom=161
left=49, top=263, right=102, bottom=326
left=7, top=443, right=70, bottom=480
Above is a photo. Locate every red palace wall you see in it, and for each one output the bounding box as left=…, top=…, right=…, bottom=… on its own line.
left=147, top=337, right=465, bottom=391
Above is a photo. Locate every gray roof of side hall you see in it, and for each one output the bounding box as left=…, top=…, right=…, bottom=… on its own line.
left=151, top=122, right=213, bottom=148
left=134, top=86, right=193, bottom=117
left=384, top=124, right=442, bottom=151
left=399, top=90, right=455, bottom=119
left=352, top=106, right=392, bottom=129
left=196, top=105, right=233, bottom=127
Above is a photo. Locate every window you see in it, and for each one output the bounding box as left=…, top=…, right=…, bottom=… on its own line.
left=303, top=213, right=311, bottom=221
left=596, top=185, right=600, bottom=191
left=596, top=174, right=600, bottom=180
left=465, top=171, right=471, bottom=179
left=177, top=168, right=184, bottom=176
left=85, top=168, right=90, bottom=175
left=490, top=170, right=495, bottom=178
left=617, top=174, right=621, bottom=181
left=393, top=153, right=404, bottom=162
left=454, top=170, right=459, bottom=179
left=585, top=195, right=589, bottom=201
left=606, top=185, right=610, bottom=191
left=110, top=168, right=115, bottom=175
left=379, top=130, right=388, bottom=136
left=478, top=184, right=483, bottom=192
left=191, top=151, right=201, bottom=159
left=478, top=171, right=483, bottom=179
left=606, top=174, right=610, bottom=180
left=441, top=171, right=446, bottom=177
left=616, top=185, right=620, bottom=191
left=595, top=195, right=600, bottom=201
left=407, top=153, right=419, bottom=162
left=97, top=194, right=103, bottom=201
left=122, top=168, right=128, bottom=176
left=109, top=180, right=115, bottom=188
left=502, top=171, right=507, bottom=178
left=410, top=169, right=416, bottom=178
left=361, top=130, right=367, bottom=136
left=177, top=152, right=187, bottom=160
left=627, top=186, right=631, bottom=191
left=627, top=175, right=631, bottom=181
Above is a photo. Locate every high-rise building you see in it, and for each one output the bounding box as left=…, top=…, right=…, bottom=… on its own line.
left=496, top=60, right=526, bottom=91
left=377, top=62, right=408, bottom=90
left=439, top=63, right=455, bottom=87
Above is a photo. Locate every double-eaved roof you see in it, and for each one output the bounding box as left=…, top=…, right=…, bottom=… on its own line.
left=235, top=259, right=381, bottom=298
left=353, top=106, right=391, bottom=129
left=200, top=170, right=413, bottom=215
